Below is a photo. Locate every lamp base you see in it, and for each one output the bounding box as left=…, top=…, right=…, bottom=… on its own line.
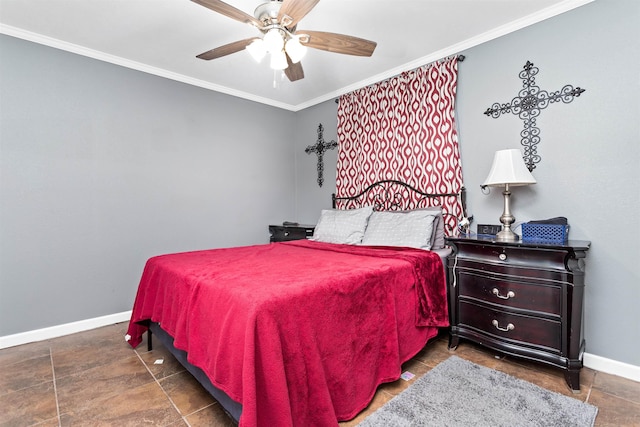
left=496, top=228, right=519, bottom=242
left=495, top=184, right=519, bottom=242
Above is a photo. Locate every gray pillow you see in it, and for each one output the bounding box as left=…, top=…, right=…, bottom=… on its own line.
left=312, top=206, right=374, bottom=244
left=362, top=210, right=436, bottom=250
left=419, top=207, right=445, bottom=249
left=397, top=206, right=445, bottom=249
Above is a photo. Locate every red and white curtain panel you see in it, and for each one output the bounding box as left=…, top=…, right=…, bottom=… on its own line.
left=336, top=56, right=464, bottom=235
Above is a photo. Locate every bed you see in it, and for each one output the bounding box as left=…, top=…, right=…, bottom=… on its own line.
left=126, top=180, right=464, bottom=427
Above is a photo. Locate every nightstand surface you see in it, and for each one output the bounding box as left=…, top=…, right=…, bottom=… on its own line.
left=449, top=234, right=590, bottom=250
left=445, top=235, right=590, bottom=392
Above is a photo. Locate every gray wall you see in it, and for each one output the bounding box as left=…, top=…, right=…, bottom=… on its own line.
left=295, top=0, right=640, bottom=367
left=0, top=35, right=297, bottom=335
left=293, top=100, right=340, bottom=222
left=456, top=0, right=639, bottom=367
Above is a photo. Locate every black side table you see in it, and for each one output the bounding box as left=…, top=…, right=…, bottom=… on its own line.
left=446, top=235, right=590, bottom=392
left=268, top=224, right=315, bottom=242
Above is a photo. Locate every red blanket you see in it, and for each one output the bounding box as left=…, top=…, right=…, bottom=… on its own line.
left=127, top=240, right=448, bottom=427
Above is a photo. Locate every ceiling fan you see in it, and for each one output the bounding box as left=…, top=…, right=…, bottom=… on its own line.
left=191, top=0, right=377, bottom=82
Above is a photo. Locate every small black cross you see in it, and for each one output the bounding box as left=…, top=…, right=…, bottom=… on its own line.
left=305, top=123, right=337, bottom=187
left=484, top=61, right=585, bottom=171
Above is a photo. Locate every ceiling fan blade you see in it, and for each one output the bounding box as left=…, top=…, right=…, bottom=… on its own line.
left=278, top=0, right=320, bottom=28
left=285, top=55, right=305, bottom=81
left=297, top=30, right=377, bottom=57
left=196, top=38, right=257, bottom=60
left=191, top=0, right=262, bottom=27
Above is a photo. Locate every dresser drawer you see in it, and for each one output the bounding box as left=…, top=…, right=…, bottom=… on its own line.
left=455, top=243, right=569, bottom=271
left=455, top=257, right=570, bottom=283
left=459, top=300, right=561, bottom=351
left=457, top=271, right=562, bottom=316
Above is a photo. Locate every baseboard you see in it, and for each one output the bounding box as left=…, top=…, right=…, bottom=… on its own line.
left=0, top=311, right=132, bottom=350
left=583, top=352, right=640, bottom=383
left=2, top=313, right=638, bottom=383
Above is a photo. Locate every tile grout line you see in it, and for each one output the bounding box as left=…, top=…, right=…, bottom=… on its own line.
left=179, top=402, right=222, bottom=427
left=584, top=371, right=595, bottom=404
left=591, top=385, right=640, bottom=406
left=134, top=343, right=229, bottom=424
left=133, top=348, right=187, bottom=424
left=49, top=347, right=62, bottom=427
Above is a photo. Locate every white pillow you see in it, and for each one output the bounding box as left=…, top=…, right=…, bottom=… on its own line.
left=312, top=206, right=374, bottom=244
left=361, top=210, right=436, bottom=250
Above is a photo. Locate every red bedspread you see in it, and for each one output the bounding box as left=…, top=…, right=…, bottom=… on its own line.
left=127, top=240, right=448, bottom=427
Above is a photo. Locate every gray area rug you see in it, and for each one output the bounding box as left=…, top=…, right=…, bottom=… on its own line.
left=360, top=356, right=597, bottom=427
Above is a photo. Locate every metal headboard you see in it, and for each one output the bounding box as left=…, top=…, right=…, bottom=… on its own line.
left=332, top=179, right=467, bottom=233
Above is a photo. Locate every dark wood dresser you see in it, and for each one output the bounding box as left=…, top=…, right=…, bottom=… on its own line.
left=445, top=235, right=590, bottom=391
left=268, top=224, right=315, bottom=242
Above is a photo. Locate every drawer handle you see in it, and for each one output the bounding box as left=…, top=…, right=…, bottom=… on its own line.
left=498, top=253, right=507, bottom=261
left=492, top=288, right=515, bottom=300
left=284, top=231, right=290, bottom=236
left=492, top=320, right=515, bottom=332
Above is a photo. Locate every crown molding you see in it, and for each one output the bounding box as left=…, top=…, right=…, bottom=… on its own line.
left=295, top=0, right=595, bottom=111
left=1, top=0, right=593, bottom=112
left=0, top=24, right=299, bottom=112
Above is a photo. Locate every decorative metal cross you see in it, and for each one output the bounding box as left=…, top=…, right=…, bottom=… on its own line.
left=305, top=123, right=337, bottom=187
left=484, top=60, right=585, bottom=171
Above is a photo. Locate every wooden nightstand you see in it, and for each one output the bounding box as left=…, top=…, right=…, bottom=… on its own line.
left=445, top=235, right=590, bottom=392
left=268, top=224, right=315, bottom=242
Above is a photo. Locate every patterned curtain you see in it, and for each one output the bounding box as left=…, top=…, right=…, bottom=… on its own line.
left=336, top=56, right=464, bottom=235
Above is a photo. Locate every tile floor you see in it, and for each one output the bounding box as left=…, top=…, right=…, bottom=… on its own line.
left=1, top=323, right=639, bottom=426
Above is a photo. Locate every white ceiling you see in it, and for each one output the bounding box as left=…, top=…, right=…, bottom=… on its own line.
left=0, top=0, right=593, bottom=111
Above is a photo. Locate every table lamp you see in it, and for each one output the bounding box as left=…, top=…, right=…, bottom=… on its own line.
left=482, top=149, right=537, bottom=242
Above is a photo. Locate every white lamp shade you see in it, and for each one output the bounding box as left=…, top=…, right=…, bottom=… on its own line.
left=263, top=29, right=284, bottom=53
left=285, top=37, right=307, bottom=64
left=246, top=39, right=267, bottom=63
left=482, top=149, right=537, bottom=187
left=270, top=50, right=288, bottom=70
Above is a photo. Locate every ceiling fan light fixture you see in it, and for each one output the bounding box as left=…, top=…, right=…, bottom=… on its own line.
left=246, top=39, right=267, bottom=63
left=285, top=37, right=307, bottom=64
left=270, top=50, right=288, bottom=70
left=263, top=28, right=285, bottom=54
left=192, top=0, right=378, bottom=82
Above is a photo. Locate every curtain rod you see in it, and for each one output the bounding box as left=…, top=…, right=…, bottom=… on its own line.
left=335, top=55, right=465, bottom=104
